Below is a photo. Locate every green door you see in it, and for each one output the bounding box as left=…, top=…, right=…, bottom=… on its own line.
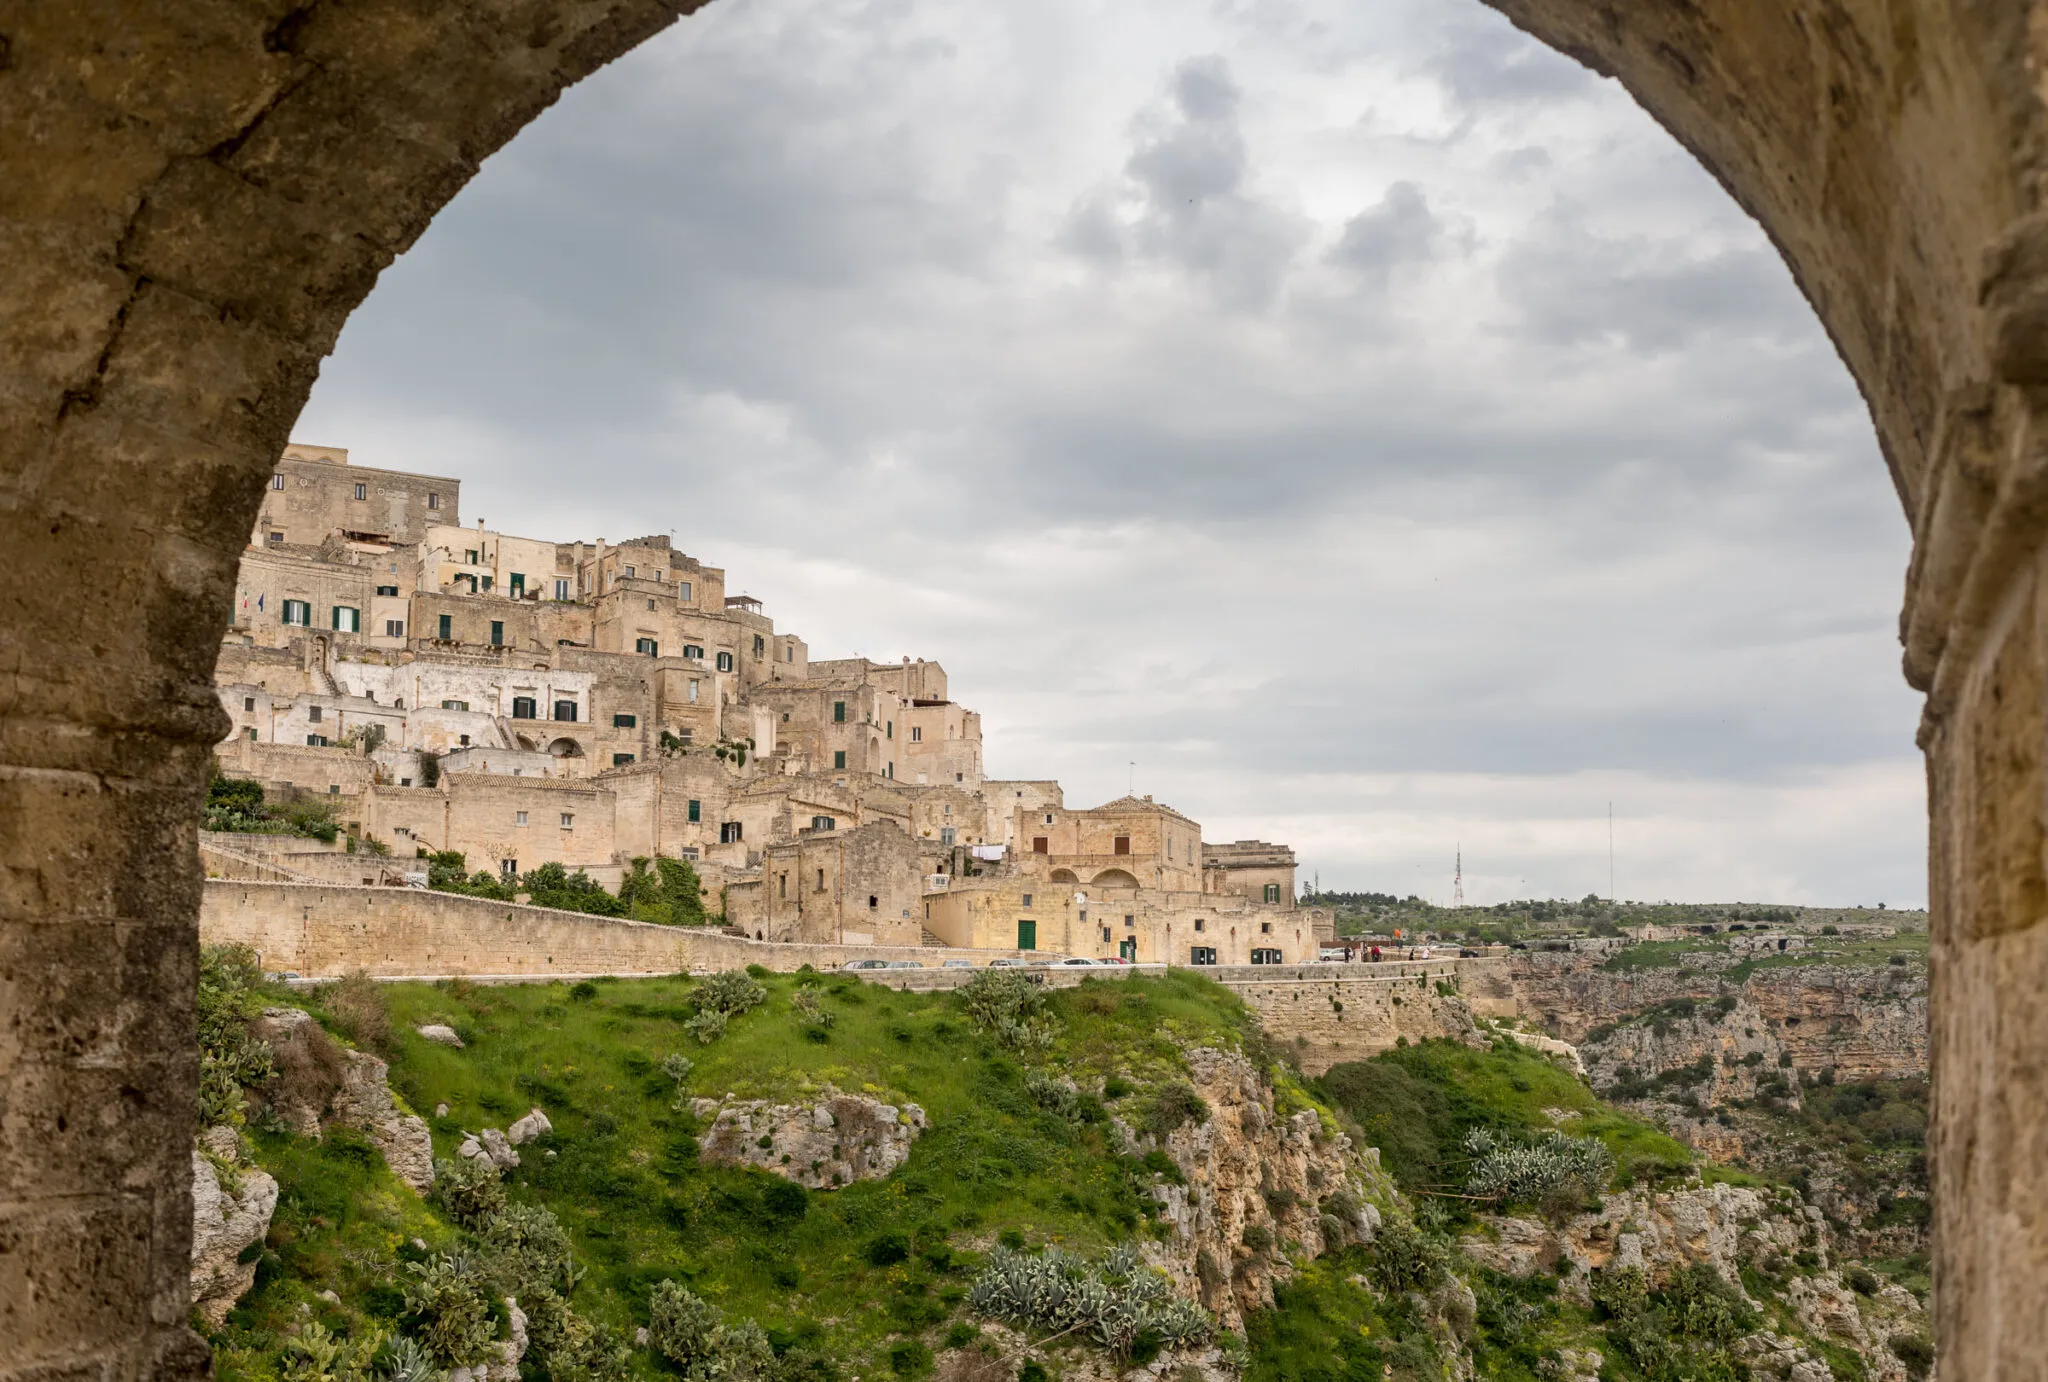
left=1017, top=919, right=1037, bottom=950
left=1119, top=937, right=1137, bottom=961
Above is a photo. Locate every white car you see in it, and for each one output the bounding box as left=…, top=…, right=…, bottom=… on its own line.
left=840, top=958, right=891, bottom=971
left=986, top=957, right=1031, bottom=968
left=1052, top=957, right=1104, bottom=967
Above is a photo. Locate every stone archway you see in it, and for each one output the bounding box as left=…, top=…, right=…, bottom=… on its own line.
left=4, top=4, right=2047, bottom=1377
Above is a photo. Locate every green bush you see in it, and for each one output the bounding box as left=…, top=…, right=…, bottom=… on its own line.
left=698, top=969, right=769, bottom=1016
left=197, top=943, right=274, bottom=1128
left=889, top=1340, right=934, bottom=1378
left=432, top=1155, right=507, bottom=1230
left=1368, top=1220, right=1448, bottom=1294
left=402, top=1252, right=498, bottom=1367
left=649, top=1280, right=776, bottom=1382
left=866, top=1232, right=911, bottom=1266
left=1141, top=1082, right=1210, bottom=1137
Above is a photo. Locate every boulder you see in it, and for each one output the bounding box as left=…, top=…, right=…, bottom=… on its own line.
left=418, top=1023, right=465, bottom=1047
left=190, top=1149, right=279, bottom=1327
left=507, top=1107, right=553, bottom=1145
left=332, top=1048, right=434, bottom=1194
left=699, top=1090, right=924, bottom=1188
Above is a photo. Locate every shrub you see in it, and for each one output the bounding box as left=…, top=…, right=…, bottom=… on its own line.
left=866, top=1231, right=911, bottom=1266
left=792, top=987, right=835, bottom=1028
left=1889, top=1335, right=1934, bottom=1381
left=697, top=969, right=768, bottom=1016
left=968, top=1243, right=1210, bottom=1356
left=1369, top=1219, right=1449, bottom=1294
left=1846, top=1266, right=1880, bottom=1296
left=889, top=1341, right=934, bottom=1378
left=1463, top=1128, right=1614, bottom=1208
left=197, top=943, right=274, bottom=1128
left=432, top=1155, right=507, bottom=1230
left=402, top=1252, right=498, bottom=1366
left=960, top=969, right=1060, bottom=1053
left=649, top=1281, right=776, bottom=1382
left=685, top=1009, right=731, bottom=1045
left=1241, top=1224, right=1275, bottom=1254
left=1141, top=1082, right=1210, bottom=1138
left=322, top=969, right=390, bottom=1051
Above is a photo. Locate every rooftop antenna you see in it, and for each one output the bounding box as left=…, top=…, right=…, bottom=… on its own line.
left=1608, top=801, right=1615, bottom=903
left=1128, top=760, right=1134, bottom=795
left=1453, top=845, right=1464, bottom=908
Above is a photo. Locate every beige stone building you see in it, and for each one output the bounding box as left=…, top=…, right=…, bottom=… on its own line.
left=213, top=444, right=1316, bottom=957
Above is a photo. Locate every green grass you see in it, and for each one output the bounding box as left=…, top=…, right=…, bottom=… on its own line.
left=1599, top=940, right=1726, bottom=973
left=1316, top=1039, right=1695, bottom=1204
left=225, top=968, right=1278, bottom=1378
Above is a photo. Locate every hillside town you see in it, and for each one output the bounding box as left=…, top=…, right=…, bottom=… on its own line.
left=213, top=443, right=1334, bottom=964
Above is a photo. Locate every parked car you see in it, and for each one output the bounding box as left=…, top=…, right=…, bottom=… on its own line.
left=986, top=956, right=1031, bottom=968
left=840, top=958, right=891, bottom=971
left=884, top=960, right=925, bottom=969
left=941, top=959, right=977, bottom=969
left=1053, top=957, right=1103, bottom=967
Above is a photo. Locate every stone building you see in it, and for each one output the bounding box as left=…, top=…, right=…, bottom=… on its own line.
left=211, top=445, right=1312, bottom=961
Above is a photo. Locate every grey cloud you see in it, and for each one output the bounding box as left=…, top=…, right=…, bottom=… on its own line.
left=1427, top=10, right=1603, bottom=110
left=1329, top=181, right=1442, bottom=285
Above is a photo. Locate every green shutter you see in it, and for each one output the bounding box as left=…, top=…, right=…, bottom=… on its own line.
left=834, top=750, right=846, bottom=770
left=688, top=799, right=701, bottom=823
left=1017, top=919, right=1036, bottom=951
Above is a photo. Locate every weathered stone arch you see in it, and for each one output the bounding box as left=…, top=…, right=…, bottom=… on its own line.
left=5, top=2, right=2048, bottom=1377
left=1091, top=868, right=1141, bottom=890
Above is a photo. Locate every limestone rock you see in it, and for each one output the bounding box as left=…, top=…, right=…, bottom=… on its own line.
left=436, top=1102, right=449, bottom=1118
left=418, top=1023, right=466, bottom=1047
left=1497, top=1027, right=1586, bottom=1076
left=332, top=1048, right=434, bottom=1193
left=508, top=1106, right=553, bottom=1145
left=481, top=1127, right=520, bottom=1169
left=699, top=1090, right=925, bottom=1187
left=190, top=1150, right=279, bottom=1328
left=198, top=1124, right=241, bottom=1162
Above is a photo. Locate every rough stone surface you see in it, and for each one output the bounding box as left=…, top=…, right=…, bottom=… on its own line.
left=448, top=1298, right=527, bottom=1382
left=698, top=1091, right=924, bottom=1187
left=332, top=1051, right=435, bottom=1195
left=189, top=1149, right=278, bottom=1329
left=507, top=1107, right=553, bottom=1146
left=10, top=3, right=2048, bottom=1375
left=1142, top=1048, right=1389, bottom=1332
left=417, top=1024, right=466, bottom=1048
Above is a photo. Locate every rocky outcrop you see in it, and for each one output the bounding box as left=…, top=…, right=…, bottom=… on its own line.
left=249, top=1006, right=434, bottom=1193
left=508, top=1107, right=553, bottom=1145
left=1459, top=1181, right=1811, bottom=1287
left=694, top=1090, right=926, bottom=1188
left=459, top=1127, right=522, bottom=1171
left=1139, top=1048, right=1386, bottom=1332
left=417, top=1023, right=465, bottom=1047
left=190, top=1140, right=279, bottom=1328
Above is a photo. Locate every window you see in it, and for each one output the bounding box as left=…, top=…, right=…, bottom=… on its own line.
left=489, top=620, right=504, bottom=646
left=305, top=733, right=328, bottom=746
left=500, top=858, right=517, bottom=876
left=515, top=811, right=529, bottom=826
left=243, top=696, right=255, bottom=711
left=1252, top=948, right=1284, bottom=965
left=554, top=578, right=570, bottom=600
left=1032, top=837, right=1048, bottom=854
left=267, top=531, right=284, bottom=545
left=553, top=699, right=578, bottom=722
left=328, top=784, right=339, bottom=794
left=623, top=565, right=636, bottom=578
left=511, top=696, right=536, bottom=719
left=560, top=813, right=574, bottom=829
left=811, top=815, right=836, bottom=831
left=1017, top=919, right=1037, bottom=950
left=270, top=473, right=285, bottom=490
left=887, top=721, right=893, bottom=740
left=687, top=799, right=701, bottom=823
left=753, top=634, right=765, bottom=658
left=940, top=827, right=955, bottom=846
left=636, top=637, right=658, bottom=656
left=688, top=679, right=700, bottom=703
left=683, top=644, right=704, bottom=660
left=1125, top=914, right=1135, bottom=928
left=869, top=895, right=878, bottom=910
left=910, top=725, right=921, bottom=742
left=307, top=705, right=322, bottom=723
left=1021, top=894, right=1033, bottom=907
left=281, top=599, right=311, bottom=626
left=833, top=701, right=846, bottom=723
left=779, top=874, right=787, bottom=899
left=510, top=573, right=525, bottom=596
left=376, top=584, right=399, bottom=597
left=1113, top=835, right=1130, bottom=856
left=1194, top=918, right=1205, bottom=933
left=437, top=614, right=452, bottom=640
left=613, top=713, right=637, bottom=728
left=1190, top=946, right=1217, bottom=966
left=1044, top=813, right=1054, bottom=825
left=834, top=750, right=846, bottom=770
left=384, top=619, right=405, bottom=638
left=427, top=491, right=440, bottom=510
left=1264, top=883, right=1282, bottom=903
left=678, top=581, right=691, bottom=601
left=1101, top=927, right=1112, bottom=943
left=459, top=734, right=470, bottom=746
left=1260, top=921, right=1273, bottom=934
left=441, top=699, right=469, bottom=711
left=466, top=549, right=478, bottom=565
left=612, top=752, right=635, bottom=765
left=786, top=646, right=794, bottom=662
left=480, top=576, right=492, bottom=591
left=716, top=651, right=733, bottom=672
left=719, top=821, right=743, bottom=844
left=353, top=482, right=366, bottom=501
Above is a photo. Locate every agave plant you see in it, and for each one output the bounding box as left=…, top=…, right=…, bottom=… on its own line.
left=968, top=1243, right=1211, bottom=1357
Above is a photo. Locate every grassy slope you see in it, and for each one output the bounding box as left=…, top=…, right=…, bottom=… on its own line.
left=217, top=969, right=1290, bottom=1379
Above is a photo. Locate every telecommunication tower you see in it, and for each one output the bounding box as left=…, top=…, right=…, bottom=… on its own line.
left=1453, top=846, right=1464, bottom=908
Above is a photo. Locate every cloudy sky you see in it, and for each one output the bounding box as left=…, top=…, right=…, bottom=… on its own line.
left=296, top=0, right=1926, bottom=907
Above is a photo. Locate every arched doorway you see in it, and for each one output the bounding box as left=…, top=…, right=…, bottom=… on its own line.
left=3, top=5, right=2044, bottom=1376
